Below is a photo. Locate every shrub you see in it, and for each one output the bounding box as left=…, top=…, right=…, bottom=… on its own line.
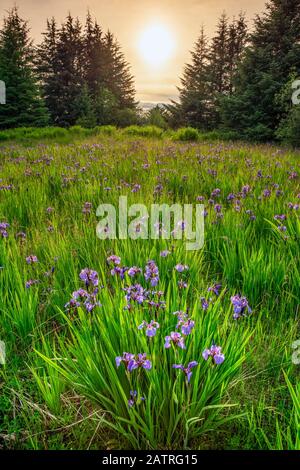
left=94, top=125, right=117, bottom=136
left=173, top=127, right=199, bottom=141
left=276, top=106, right=300, bottom=147
left=123, top=125, right=164, bottom=138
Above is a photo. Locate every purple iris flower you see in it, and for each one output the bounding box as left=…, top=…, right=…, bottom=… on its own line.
left=181, top=319, right=195, bottom=336
left=263, top=189, right=271, bottom=198
left=178, top=280, right=188, bottom=289
left=164, top=332, right=186, bottom=350
left=128, top=390, right=145, bottom=407
left=124, top=284, right=148, bottom=305
left=82, top=202, right=92, bottom=214
left=0, top=222, right=9, bottom=238
left=25, top=279, right=39, bottom=288
left=208, top=283, right=222, bottom=296
left=132, top=184, right=141, bottom=193
left=115, top=352, right=135, bottom=369
left=174, top=311, right=194, bottom=336
left=230, top=294, right=252, bottom=319
left=173, top=361, right=198, bottom=383
left=107, top=255, right=121, bottom=265
left=111, top=266, right=128, bottom=279
left=127, top=266, right=142, bottom=278
left=160, top=250, right=170, bottom=258
left=26, top=255, right=38, bottom=264
left=116, top=353, right=152, bottom=372
left=66, top=287, right=101, bottom=314
left=211, top=188, right=221, bottom=198
left=202, top=344, right=225, bottom=364
left=138, top=320, right=160, bottom=337
left=274, top=214, right=286, bottom=221
left=128, top=390, right=137, bottom=407
left=79, top=268, right=99, bottom=288
left=200, top=297, right=209, bottom=310
left=144, top=260, right=159, bottom=286
left=175, top=264, right=189, bottom=273
left=131, top=353, right=152, bottom=371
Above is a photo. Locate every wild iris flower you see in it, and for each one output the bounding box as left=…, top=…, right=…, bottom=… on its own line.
left=174, top=311, right=195, bottom=336
left=165, top=332, right=186, bottom=349
left=124, top=284, right=148, bottom=305
left=160, top=250, right=170, bottom=257
left=175, top=264, right=189, bottom=273
left=25, top=279, right=39, bottom=288
left=26, top=255, right=38, bottom=264
left=200, top=297, right=209, bottom=310
left=231, top=294, right=252, bottom=319
left=127, top=266, right=142, bottom=278
left=144, top=260, right=159, bottom=286
left=107, top=255, right=121, bottom=265
left=116, top=352, right=152, bottom=372
left=202, top=344, right=225, bottom=364
left=128, top=390, right=146, bottom=408
left=79, top=268, right=99, bottom=288
left=173, top=361, right=198, bottom=383
left=0, top=222, right=9, bottom=238
left=65, top=286, right=101, bottom=314
left=138, top=320, right=160, bottom=337
left=208, top=283, right=222, bottom=296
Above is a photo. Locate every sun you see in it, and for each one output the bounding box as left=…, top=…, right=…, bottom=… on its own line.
left=138, top=23, right=175, bottom=67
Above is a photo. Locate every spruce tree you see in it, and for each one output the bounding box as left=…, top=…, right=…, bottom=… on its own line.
left=209, top=13, right=230, bottom=96
left=101, top=31, right=136, bottom=110
left=74, top=82, right=96, bottom=128
left=83, top=12, right=104, bottom=95
left=0, top=7, right=49, bottom=129
left=221, top=0, right=300, bottom=140
left=36, top=17, right=60, bottom=124
left=174, top=27, right=212, bottom=129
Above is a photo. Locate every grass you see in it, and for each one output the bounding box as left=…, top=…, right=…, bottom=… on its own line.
left=0, top=131, right=299, bottom=449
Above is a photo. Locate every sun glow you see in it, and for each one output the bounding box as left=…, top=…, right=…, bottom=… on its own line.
left=138, top=23, right=175, bottom=68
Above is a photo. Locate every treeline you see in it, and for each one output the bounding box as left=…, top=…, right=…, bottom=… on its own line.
left=1, top=2, right=300, bottom=144
left=0, top=7, right=137, bottom=129
left=169, top=0, right=300, bottom=143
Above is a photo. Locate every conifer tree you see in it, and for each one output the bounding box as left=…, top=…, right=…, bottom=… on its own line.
left=173, top=27, right=212, bottom=129
left=0, top=7, right=49, bottom=129
left=36, top=17, right=60, bottom=124
left=54, top=14, right=84, bottom=126
left=221, top=0, right=300, bottom=140
left=74, top=82, right=96, bottom=128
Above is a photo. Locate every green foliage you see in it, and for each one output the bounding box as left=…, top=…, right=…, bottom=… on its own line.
left=173, top=127, right=199, bottom=141
left=123, top=125, right=164, bottom=138
left=74, top=83, right=97, bottom=128
left=168, top=13, right=248, bottom=129
left=114, top=108, right=139, bottom=128
left=221, top=0, right=300, bottom=141
left=0, top=7, right=49, bottom=129
left=144, top=105, right=168, bottom=129
left=276, top=106, right=300, bottom=146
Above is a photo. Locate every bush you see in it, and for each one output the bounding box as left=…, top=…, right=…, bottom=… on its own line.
left=123, top=125, right=164, bottom=138
left=114, top=108, right=139, bottom=128
left=173, top=127, right=199, bottom=141
left=276, top=106, right=300, bottom=147
left=94, top=125, right=117, bottom=136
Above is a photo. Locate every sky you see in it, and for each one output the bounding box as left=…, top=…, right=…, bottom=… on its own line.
left=1, top=1, right=267, bottom=105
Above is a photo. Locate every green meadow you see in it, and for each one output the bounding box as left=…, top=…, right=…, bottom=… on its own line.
left=0, top=129, right=299, bottom=450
